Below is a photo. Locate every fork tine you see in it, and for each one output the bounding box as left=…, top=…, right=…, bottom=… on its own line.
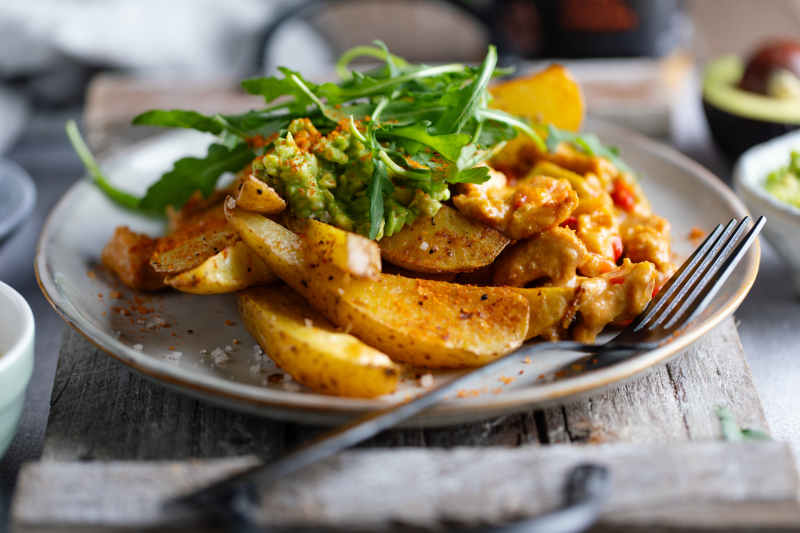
left=656, top=216, right=751, bottom=330
left=662, top=216, right=765, bottom=331
left=631, top=220, right=733, bottom=332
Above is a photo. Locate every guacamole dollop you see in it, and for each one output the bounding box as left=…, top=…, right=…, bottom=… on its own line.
left=764, top=150, right=800, bottom=209
left=252, top=118, right=448, bottom=239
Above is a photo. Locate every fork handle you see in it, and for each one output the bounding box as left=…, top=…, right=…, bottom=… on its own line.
left=172, top=340, right=599, bottom=514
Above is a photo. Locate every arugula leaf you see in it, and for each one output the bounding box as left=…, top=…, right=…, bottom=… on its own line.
left=242, top=67, right=319, bottom=114
left=379, top=121, right=471, bottom=161
left=66, top=120, right=144, bottom=211
left=366, top=160, right=394, bottom=240
left=132, top=110, right=222, bottom=134
left=434, top=45, right=497, bottom=135
left=140, top=143, right=254, bottom=212
left=449, top=166, right=490, bottom=184
left=715, top=406, right=771, bottom=442
left=546, top=124, right=634, bottom=174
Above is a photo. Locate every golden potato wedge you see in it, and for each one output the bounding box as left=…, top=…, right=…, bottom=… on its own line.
left=235, top=173, right=286, bottom=214
left=490, top=64, right=584, bottom=131
left=238, top=284, right=400, bottom=398
left=224, top=201, right=530, bottom=368
left=164, top=241, right=277, bottom=294
left=151, top=206, right=238, bottom=274
left=303, top=219, right=381, bottom=281
left=378, top=205, right=510, bottom=273
left=511, top=287, right=578, bottom=341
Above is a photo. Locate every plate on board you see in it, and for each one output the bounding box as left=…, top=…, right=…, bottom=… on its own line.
left=36, top=118, right=760, bottom=426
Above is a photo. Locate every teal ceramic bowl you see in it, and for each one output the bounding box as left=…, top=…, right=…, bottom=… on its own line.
left=0, top=281, right=34, bottom=458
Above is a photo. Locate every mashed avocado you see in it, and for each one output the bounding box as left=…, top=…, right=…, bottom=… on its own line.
left=252, top=118, right=448, bottom=239
left=764, top=150, right=800, bottom=208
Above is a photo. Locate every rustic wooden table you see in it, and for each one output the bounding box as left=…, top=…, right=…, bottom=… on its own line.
left=10, top=74, right=800, bottom=531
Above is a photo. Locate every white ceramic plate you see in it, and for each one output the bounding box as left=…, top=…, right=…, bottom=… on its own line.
left=37, top=118, right=759, bottom=426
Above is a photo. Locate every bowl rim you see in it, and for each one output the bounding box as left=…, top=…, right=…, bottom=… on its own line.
left=0, top=157, right=37, bottom=242
left=733, top=129, right=800, bottom=220
left=0, top=281, right=35, bottom=375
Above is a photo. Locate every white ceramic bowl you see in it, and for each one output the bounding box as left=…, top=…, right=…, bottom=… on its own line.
left=0, top=281, right=34, bottom=458
left=734, top=130, right=800, bottom=295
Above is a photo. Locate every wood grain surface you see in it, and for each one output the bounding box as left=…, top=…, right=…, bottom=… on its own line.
left=13, top=441, right=800, bottom=532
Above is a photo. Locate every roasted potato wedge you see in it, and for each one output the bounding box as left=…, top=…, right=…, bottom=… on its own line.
left=151, top=206, right=238, bottom=274
left=225, top=202, right=530, bottom=368
left=490, top=64, right=584, bottom=131
left=164, top=241, right=277, bottom=294
left=101, top=227, right=167, bottom=291
left=511, top=287, right=578, bottom=341
left=302, top=218, right=381, bottom=281
left=238, top=284, right=400, bottom=398
left=235, top=173, right=286, bottom=215
left=378, top=205, right=510, bottom=273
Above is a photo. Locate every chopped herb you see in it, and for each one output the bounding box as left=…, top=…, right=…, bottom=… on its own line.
left=715, top=406, right=770, bottom=442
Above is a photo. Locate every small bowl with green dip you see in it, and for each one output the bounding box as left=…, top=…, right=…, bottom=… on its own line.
left=734, top=129, right=800, bottom=295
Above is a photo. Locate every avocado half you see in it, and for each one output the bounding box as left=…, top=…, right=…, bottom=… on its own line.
left=703, top=55, right=800, bottom=159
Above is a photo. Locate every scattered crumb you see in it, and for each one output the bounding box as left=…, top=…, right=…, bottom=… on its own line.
left=523, top=356, right=531, bottom=364
left=519, top=370, right=524, bottom=375
left=133, top=344, right=143, bottom=351
left=87, top=270, right=96, bottom=279
left=499, top=375, right=515, bottom=385
left=283, top=381, right=301, bottom=392
left=492, top=388, right=503, bottom=394
left=168, top=347, right=175, bottom=351
left=688, top=226, right=706, bottom=242
left=110, top=291, right=122, bottom=299
left=232, top=339, right=240, bottom=345
left=267, top=373, right=284, bottom=384
left=456, top=389, right=481, bottom=398
left=225, top=320, right=235, bottom=326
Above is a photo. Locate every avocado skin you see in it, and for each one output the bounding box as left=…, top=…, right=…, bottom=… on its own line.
left=703, top=98, right=800, bottom=159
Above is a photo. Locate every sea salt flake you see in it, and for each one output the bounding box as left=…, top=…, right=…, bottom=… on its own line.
left=153, top=317, right=167, bottom=326
left=211, top=348, right=228, bottom=365
left=114, top=331, right=121, bottom=340
left=420, top=374, right=435, bottom=388
left=224, top=345, right=233, bottom=352
left=250, top=364, right=262, bottom=374
left=420, top=241, right=429, bottom=251
left=226, top=197, right=237, bottom=209
left=283, top=373, right=293, bottom=382
left=283, top=382, right=301, bottom=392
left=133, top=344, right=143, bottom=351
left=199, top=349, right=207, bottom=354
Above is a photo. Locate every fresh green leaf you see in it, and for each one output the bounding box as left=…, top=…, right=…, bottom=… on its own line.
left=140, top=143, right=254, bottom=212
left=379, top=121, right=471, bottom=161
left=335, top=43, right=409, bottom=79
left=366, top=160, right=394, bottom=240
left=65, top=120, right=143, bottom=211
left=546, top=124, right=634, bottom=174
left=450, top=166, right=490, bottom=184
left=434, top=45, right=497, bottom=135
left=456, top=144, right=478, bottom=170
left=242, top=67, right=319, bottom=114
left=132, top=110, right=222, bottom=134
left=715, top=406, right=771, bottom=442
left=478, top=108, right=546, bottom=152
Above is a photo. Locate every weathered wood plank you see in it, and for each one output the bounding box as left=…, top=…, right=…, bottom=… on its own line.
left=12, top=442, right=800, bottom=532
left=540, top=319, right=769, bottom=445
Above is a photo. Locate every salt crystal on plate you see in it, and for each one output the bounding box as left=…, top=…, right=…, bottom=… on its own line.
left=211, top=347, right=228, bottom=364
left=224, top=345, right=233, bottom=352
left=250, top=364, right=262, bottom=374
left=114, top=331, right=121, bottom=340
left=153, top=317, right=166, bottom=326
left=420, top=241, right=429, bottom=251
left=226, top=197, right=237, bottom=209
left=420, top=373, right=435, bottom=388
left=133, top=344, right=143, bottom=351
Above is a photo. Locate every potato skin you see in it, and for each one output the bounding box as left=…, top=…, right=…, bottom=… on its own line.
left=238, top=285, right=400, bottom=398
left=235, top=173, right=286, bottom=215
left=510, top=287, right=579, bottom=341
left=165, top=241, right=277, bottom=294
left=101, top=226, right=167, bottom=291
left=378, top=205, right=509, bottom=273
left=303, top=219, right=381, bottom=281
left=225, top=203, right=530, bottom=368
